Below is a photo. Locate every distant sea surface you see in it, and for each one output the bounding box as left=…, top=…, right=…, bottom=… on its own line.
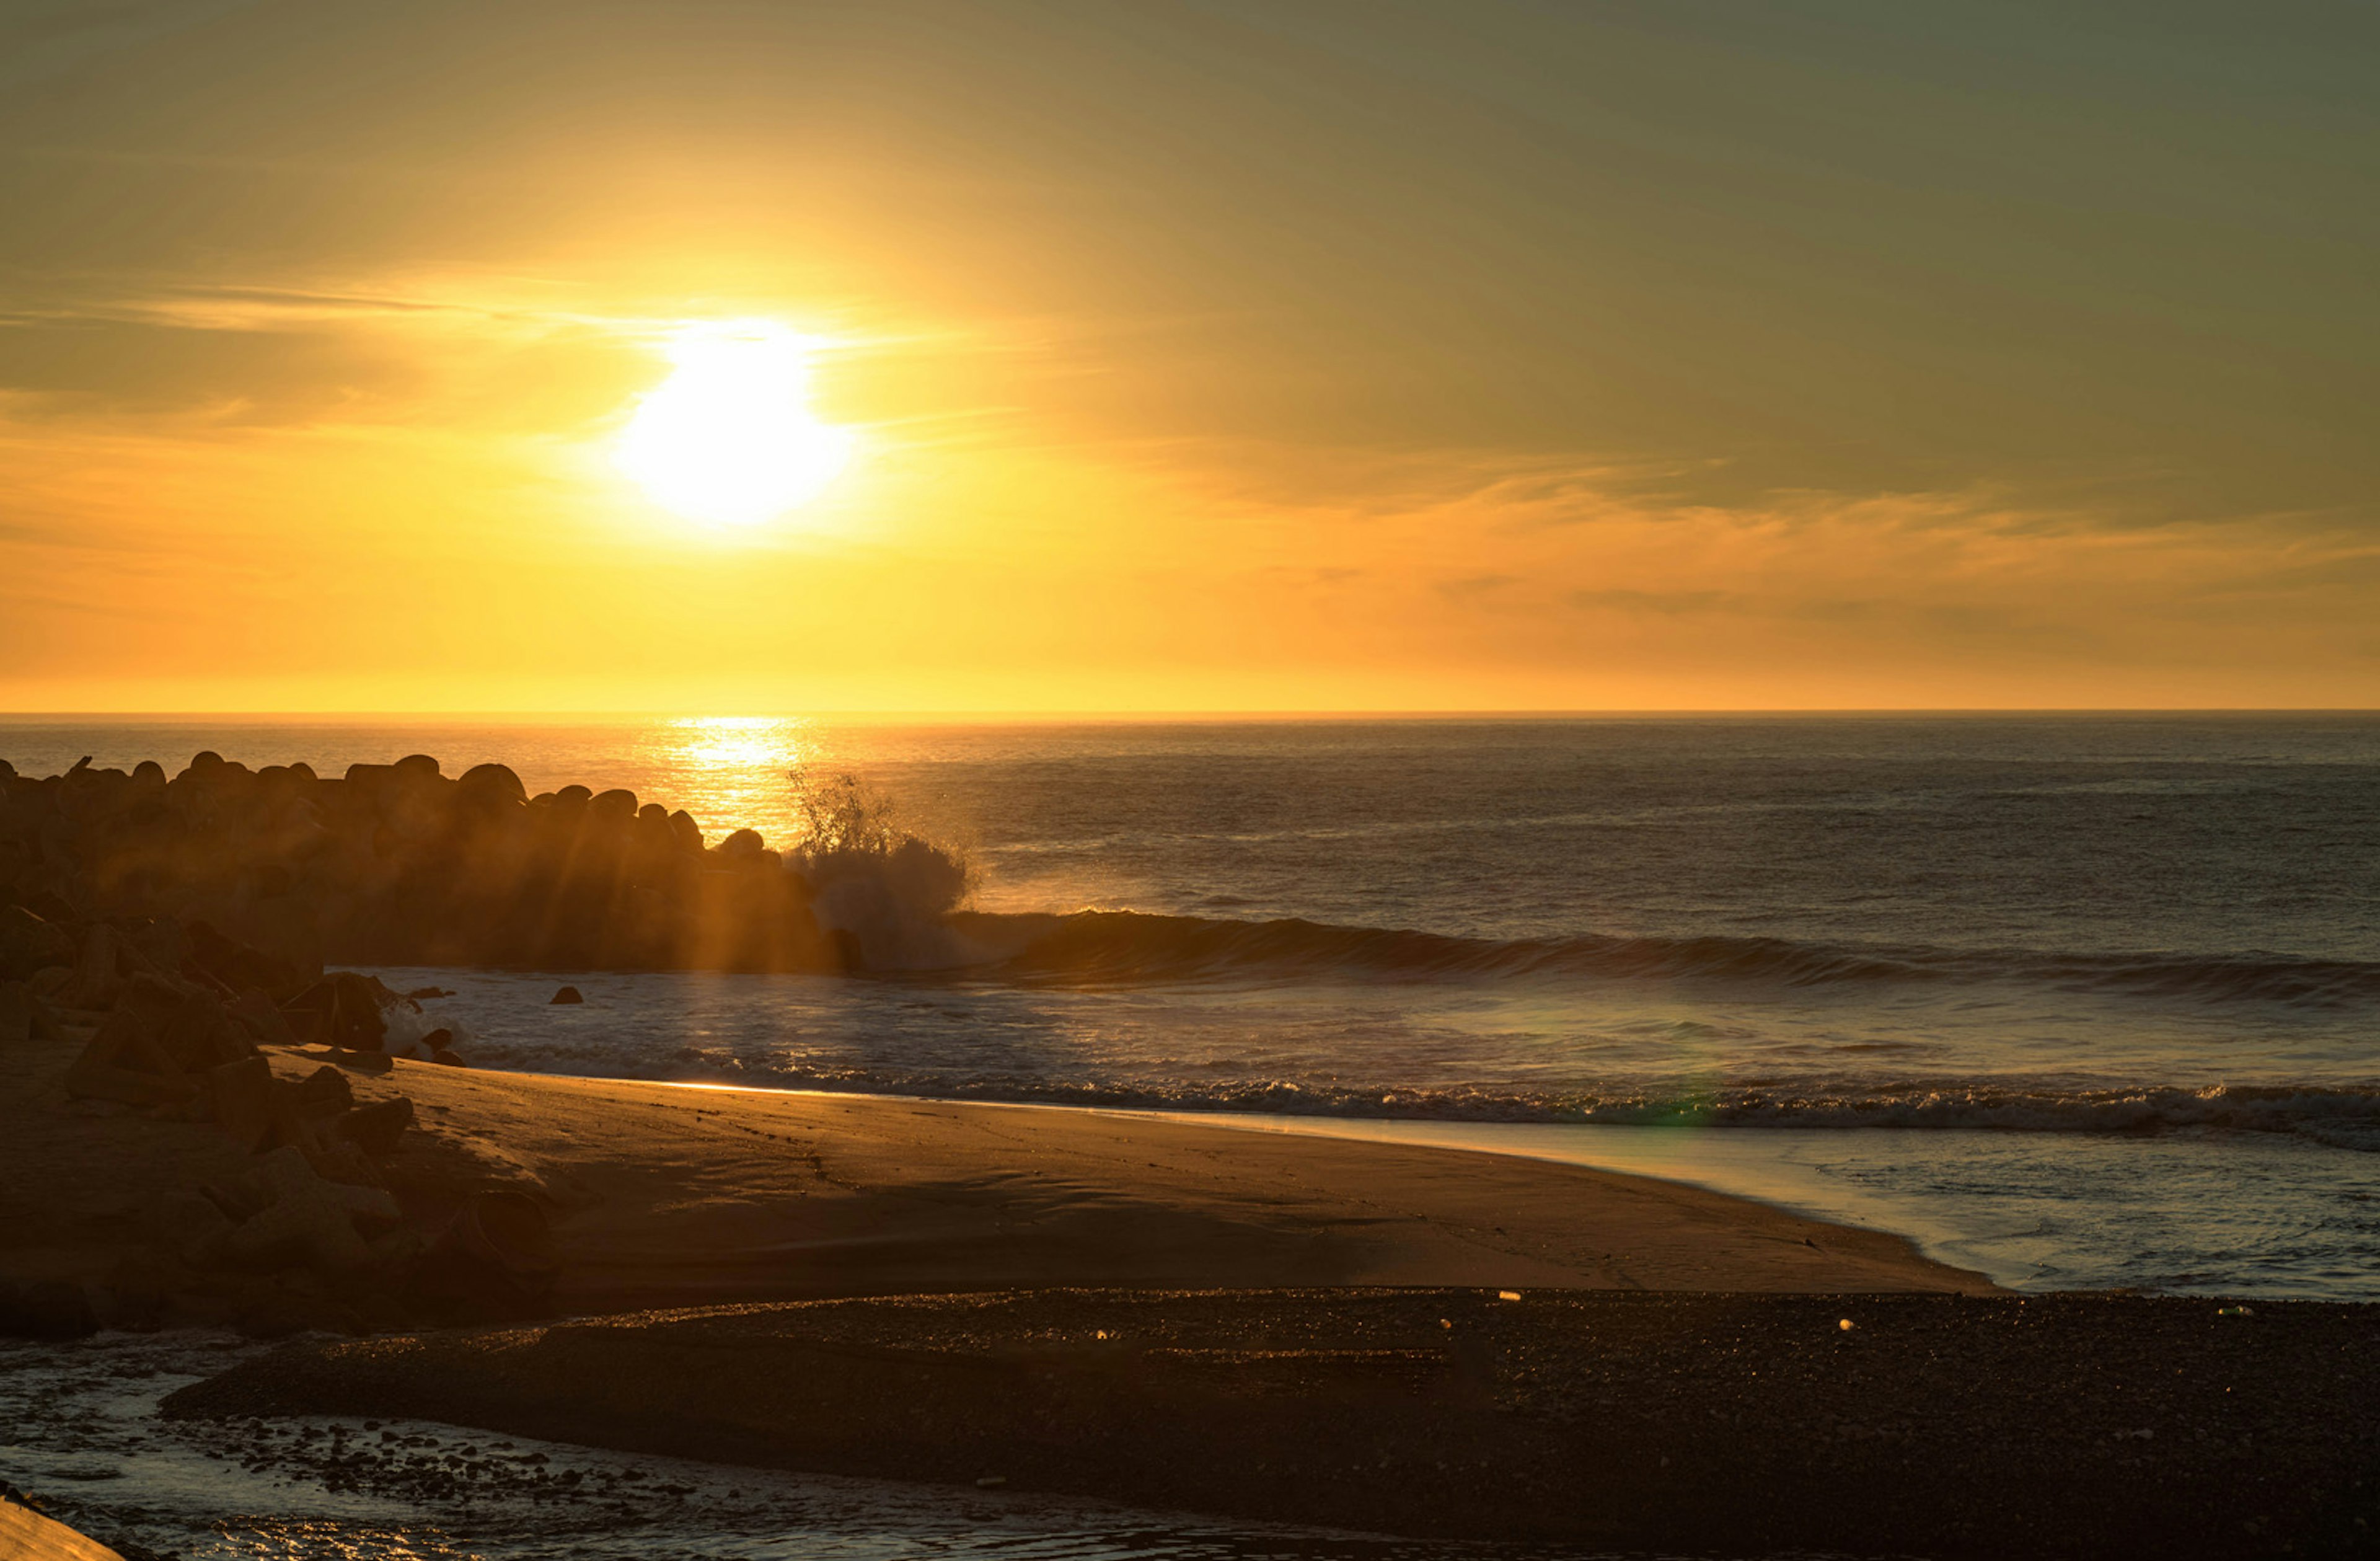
left=7, top=713, right=2378, bottom=1299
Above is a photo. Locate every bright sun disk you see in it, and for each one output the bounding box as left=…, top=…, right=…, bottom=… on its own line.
left=614, top=321, right=855, bottom=526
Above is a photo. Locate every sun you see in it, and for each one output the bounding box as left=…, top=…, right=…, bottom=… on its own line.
left=614, top=320, right=857, bottom=526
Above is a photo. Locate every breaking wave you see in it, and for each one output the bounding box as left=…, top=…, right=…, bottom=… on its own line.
left=645, top=1051, right=2380, bottom=1152
left=953, top=909, right=2380, bottom=1007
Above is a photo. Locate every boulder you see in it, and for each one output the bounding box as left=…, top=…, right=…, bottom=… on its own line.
left=63, top=986, right=198, bottom=1108
left=187, top=921, right=309, bottom=1002
left=0, top=904, right=73, bottom=980
left=456, top=762, right=527, bottom=809
left=589, top=788, right=640, bottom=826
left=333, top=1096, right=415, bottom=1156
left=219, top=1146, right=401, bottom=1273
left=51, top=924, right=124, bottom=1011
left=150, top=1188, right=238, bottom=1267
left=0, top=1280, right=99, bottom=1340
left=207, top=1055, right=279, bottom=1152
left=282, top=971, right=392, bottom=1051
left=291, top=1063, right=355, bottom=1118
left=226, top=987, right=301, bottom=1048
left=550, top=984, right=583, bottom=1004
left=414, top=1188, right=557, bottom=1318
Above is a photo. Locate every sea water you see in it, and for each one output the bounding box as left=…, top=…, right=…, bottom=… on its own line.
left=6, top=713, right=2376, bottom=1297
left=6, top=714, right=2377, bottom=1559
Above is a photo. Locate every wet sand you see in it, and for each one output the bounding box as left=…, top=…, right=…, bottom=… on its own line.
left=167, top=1286, right=2380, bottom=1559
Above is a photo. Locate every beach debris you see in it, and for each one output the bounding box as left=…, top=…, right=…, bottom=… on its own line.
left=0, top=1479, right=130, bottom=1559
left=550, top=984, right=584, bottom=1004
left=2218, top=1304, right=2254, bottom=1317
left=975, top=1475, right=1008, bottom=1488
left=1839, top=1318, right=1856, bottom=1331
left=1497, top=1290, right=1523, bottom=1302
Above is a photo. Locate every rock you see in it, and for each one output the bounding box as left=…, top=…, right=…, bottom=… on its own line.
left=0, top=904, right=74, bottom=980
left=283, top=971, right=391, bottom=1051
left=550, top=985, right=583, bottom=1005
left=226, top=987, right=300, bottom=1048
left=430, top=1048, right=468, bottom=1068
left=221, top=1146, right=402, bottom=1273
left=456, top=763, right=526, bottom=808
left=188, top=921, right=309, bottom=1002
left=63, top=987, right=198, bottom=1108
left=333, top=1097, right=415, bottom=1156
left=208, top=1055, right=280, bottom=1152
left=153, top=986, right=251, bottom=1072
left=291, top=1064, right=356, bottom=1118
left=150, top=1188, right=238, bottom=1267
left=415, top=1189, right=557, bottom=1317
left=589, top=789, right=640, bottom=825
left=0, top=1279, right=100, bottom=1340
left=51, top=924, right=123, bottom=1011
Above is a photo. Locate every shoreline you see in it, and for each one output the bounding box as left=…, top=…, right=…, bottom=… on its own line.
left=637, top=1081, right=2028, bottom=1288
left=1, top=1028, right=1991, bottom=1340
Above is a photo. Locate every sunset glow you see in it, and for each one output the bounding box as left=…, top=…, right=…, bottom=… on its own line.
left=614, top=323, right=855, bottom=527
left=0, top=4, right=2371, bottom=713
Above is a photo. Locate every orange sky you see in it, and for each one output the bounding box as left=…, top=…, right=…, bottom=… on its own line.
left=3, top=2, right=2376, bottom=712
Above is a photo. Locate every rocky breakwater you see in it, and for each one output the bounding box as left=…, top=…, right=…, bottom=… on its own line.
left=0, top=894, right=559, bottom=1338
left=0, top=751, right=852, bottom=974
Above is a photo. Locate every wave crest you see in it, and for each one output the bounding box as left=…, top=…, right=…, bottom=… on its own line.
left=955, top=909, right=2380, bottom=1006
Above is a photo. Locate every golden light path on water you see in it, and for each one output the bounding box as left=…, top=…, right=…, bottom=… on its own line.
left=630, top=715, right=816, bottom=847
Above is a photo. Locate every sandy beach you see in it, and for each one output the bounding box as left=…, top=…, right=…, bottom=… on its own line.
left=3, top=1028, right=1986, bottom=1333
left=10, top=1015, right=2380, bottom=1557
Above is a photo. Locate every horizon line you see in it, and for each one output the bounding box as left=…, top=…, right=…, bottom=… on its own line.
left=5, top=707, right=2380, bottom=723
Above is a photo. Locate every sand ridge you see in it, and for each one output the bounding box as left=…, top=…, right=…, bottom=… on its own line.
left=350, top=1055, right=1996, bottom=1309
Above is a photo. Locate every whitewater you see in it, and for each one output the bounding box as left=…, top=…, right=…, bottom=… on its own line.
left=4, top=712, right=2376, bottom=1296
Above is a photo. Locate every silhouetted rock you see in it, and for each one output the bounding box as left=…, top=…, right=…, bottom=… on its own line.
left=0, top=748, right=848, bottom=975
left=0, top=1278, right=99, bottom=1339
left=550, top=984, right=583, bottom=1004
left=0, top=905, right=71, bottom=981
left=335, top=1096, right=415, bottom=1156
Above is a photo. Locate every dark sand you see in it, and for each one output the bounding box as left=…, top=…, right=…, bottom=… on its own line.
left=167, top=1286, right=2378, bottom=1559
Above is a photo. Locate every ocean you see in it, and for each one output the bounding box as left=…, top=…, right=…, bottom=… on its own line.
left=4, top=712, right=2376, bottom=1558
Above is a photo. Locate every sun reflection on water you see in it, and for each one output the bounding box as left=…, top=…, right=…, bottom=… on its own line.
left=641, top=715, right=814, bottom=847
